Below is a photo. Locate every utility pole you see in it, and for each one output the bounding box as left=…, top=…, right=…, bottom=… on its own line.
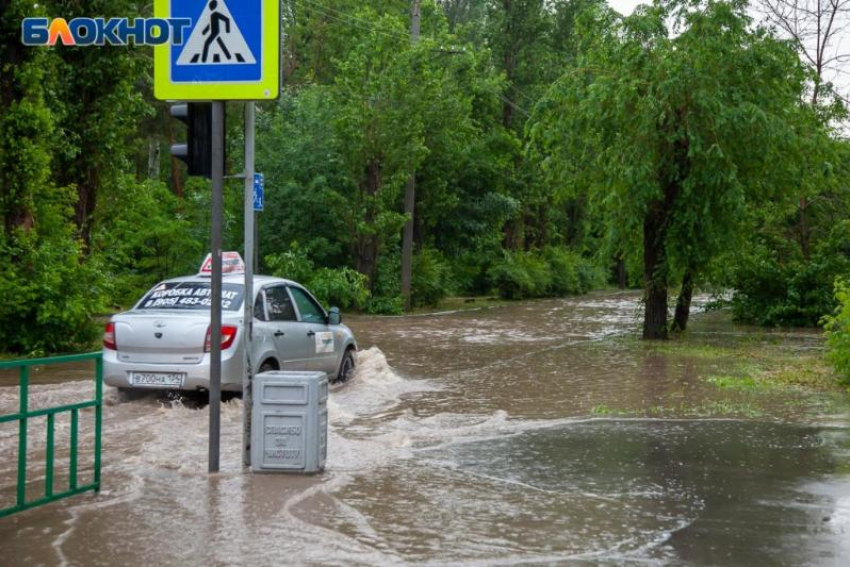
left=401, top=0, right=421, bottom=311
left=209, top=100, right=225, bottom=474
left=242, top=102, right=255, bottom=467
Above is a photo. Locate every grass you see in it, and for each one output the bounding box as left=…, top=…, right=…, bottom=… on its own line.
left=628, top=330, right=843, bottom=394
left=590, top=401, right=765, bottom=419
left=600, top=315, right=847, bottom=420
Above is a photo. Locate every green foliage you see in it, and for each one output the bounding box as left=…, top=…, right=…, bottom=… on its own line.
left=364, top=295, right=405, bottom=315
left=725, top=123, right=850, bottom=327
left=730, top=243, right=849, bottom=327
left=543, top=246, right=604, bottom=296
left=6, top=0, right=844, bottom=357
left=265, top=245, right=316, bottom=287
left=266, top=246, right=371, bottom=311
left=487, top=247, right=602, bottom=300
left=0, top=189, right=106, bottom=354
left=823, top=279, right=850, bottom=387
left=411, top=248, right=454, bottom=307
left=309, top=268, right=371, bottom=311
left=0, top=0, right=106, bottom=354
left=488, top=250, right=551, bottom=299
left=93, top=177, right=203, bottom=308
left=365, top=245, right=404, bottom=314
left=529, top=0, right=812, bottom=336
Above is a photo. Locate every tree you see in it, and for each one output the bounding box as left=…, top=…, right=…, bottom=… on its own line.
left=0, top=0, right=106, bottom=353
left=759, top=0, right=849, bottom=107
left=46, top=0, right=148, bottom=248
left=529, top=0, right=809, bottom=339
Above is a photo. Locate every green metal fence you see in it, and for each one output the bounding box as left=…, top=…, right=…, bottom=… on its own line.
left=0, top=352, right=102, bottom=518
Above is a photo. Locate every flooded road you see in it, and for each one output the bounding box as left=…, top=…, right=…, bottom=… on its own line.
left=1, top=292, right=849, bottom=565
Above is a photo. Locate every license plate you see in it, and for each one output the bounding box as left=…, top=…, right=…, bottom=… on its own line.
left=130, top=372, right=185, bottom=388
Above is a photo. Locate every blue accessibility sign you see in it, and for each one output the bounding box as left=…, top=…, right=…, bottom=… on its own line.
left=154, top=0, right=279, bottom=100
left=253, top=173, right=264, bottom=212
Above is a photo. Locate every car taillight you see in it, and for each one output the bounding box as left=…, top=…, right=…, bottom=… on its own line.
left=103, top=322, right=117, bottom=350
left=204, top=325, right=238, bottom=352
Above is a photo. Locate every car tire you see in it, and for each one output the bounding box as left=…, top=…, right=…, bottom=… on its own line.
left=258, top=360, right=277, bottom=374
left=334, top=349, right=356, bottom=384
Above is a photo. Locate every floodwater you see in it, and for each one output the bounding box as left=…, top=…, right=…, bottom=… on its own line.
left=1, top=292, right=849, bottom=565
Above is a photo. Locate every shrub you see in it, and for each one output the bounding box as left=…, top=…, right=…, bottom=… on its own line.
left=266, top=245, right=371, bottom=311
left=0, top=229, right=105, bottom=354
left=730, top=226, right=850, bottom=327
left=265, top=245, right=315, bottom=285
left=488, top=251, right=552, bottom=299
left=308, top=267, right=370, bottom=310
left=412, top=248, right=454, bottom=307
left=823, top=279, right=850, bottom=388
left=488, top=251, right=534, bottom=299
left=543, top=247, right=581, bottom=295
left=364, top=295, right=404, bottom=315
left=488, top=248, right=601, bottom=300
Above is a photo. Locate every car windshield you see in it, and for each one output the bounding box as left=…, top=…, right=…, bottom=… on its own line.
left=135, top=281, right=244, bottom=311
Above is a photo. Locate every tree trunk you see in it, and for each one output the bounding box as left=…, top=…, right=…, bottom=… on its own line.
left=356, top=160, right=381, bottom=289
left=800, top=195, right=809, bottom=260
left=501, top=0, right=514, bottom=129
left=401, top=174, right=414, bottom=310
left=167, top=120, right=184, bottom=198
left=642, top=204, right=669, bottom=340
left=642, top=109, right=689, bottom=339
left=401, top=0, right=421, bottom=311
left=616, top=255, right=626, bottom=289
left=671, top=270, right=694, bottom=333
left=643, top=273, right=669, bottom=340
left=72, top=163, right=99, bottom=250
left=147, top=137, right=161, bottom=180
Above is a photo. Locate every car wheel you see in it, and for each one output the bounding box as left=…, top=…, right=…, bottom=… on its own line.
left=258, top=360, right=277, bottom=374
left=334, top=350, right=356, bottom=384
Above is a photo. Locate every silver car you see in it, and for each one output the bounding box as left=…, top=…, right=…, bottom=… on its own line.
left=103, top=274, right=358, bottom=392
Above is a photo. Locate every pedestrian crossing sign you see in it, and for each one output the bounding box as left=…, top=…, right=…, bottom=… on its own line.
left=154, top=0, right=279, bottom=100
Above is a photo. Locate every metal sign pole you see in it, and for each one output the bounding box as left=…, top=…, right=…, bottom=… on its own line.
left=209, top=100, right=225, bottom=474
left=242, top=101, right=255, bottom=467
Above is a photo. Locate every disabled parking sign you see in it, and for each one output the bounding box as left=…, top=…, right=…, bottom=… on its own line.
left=154, top=0, right=279, bottom=100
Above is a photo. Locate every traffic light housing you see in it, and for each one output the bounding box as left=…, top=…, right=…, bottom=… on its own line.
left=170, top=103, right=223, bottom=178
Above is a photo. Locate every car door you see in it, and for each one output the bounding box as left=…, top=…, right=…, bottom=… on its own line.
left=250, top=288, right=277, bottom=370
left=288, top=285, right=337, bottom=375
left=264, top=284, right=313, bottom=370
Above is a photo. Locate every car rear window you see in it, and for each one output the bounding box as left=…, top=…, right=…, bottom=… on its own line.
left=136, top=281, right=245, bottom=311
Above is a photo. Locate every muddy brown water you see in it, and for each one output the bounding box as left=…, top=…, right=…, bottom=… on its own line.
left=1, top=292, right=848, bottom=565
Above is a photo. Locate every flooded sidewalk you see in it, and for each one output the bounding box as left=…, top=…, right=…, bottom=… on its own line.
left=1, top=292, right=849, bottom=565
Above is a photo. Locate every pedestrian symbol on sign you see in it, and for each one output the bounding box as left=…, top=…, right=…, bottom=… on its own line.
left=253, top=173, right=264, bottom=212
left=177, top=0, right=256, bottom=65
left=153, top=0, right=279, bottom=101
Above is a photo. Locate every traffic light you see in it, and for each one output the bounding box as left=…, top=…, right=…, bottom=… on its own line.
left=170, top=102, right=224, bottom=178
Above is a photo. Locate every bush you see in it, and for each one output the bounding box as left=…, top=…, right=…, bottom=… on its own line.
left=488, top=248, right=602, bottom=300
left=265, top=245, right=316, bottom=286
left=94, top=178, right=203, bottom=308
left=412, top=248, right=454, bottom=307
left=488, top=251, right=539, bottom=299
left=823, top=279, right=850, bottom=388
left=730, top=225, right=850, bottom=327
left=266, top=246, right=371, bottom=311
left=0, top=229, right=105, bottom=354
left=308, top=267, right=370, bottom=310
left=364, top=295, right=404, bottom=315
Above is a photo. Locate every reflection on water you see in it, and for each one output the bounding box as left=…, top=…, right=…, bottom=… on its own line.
left=0, top=292, right=848, bottom=565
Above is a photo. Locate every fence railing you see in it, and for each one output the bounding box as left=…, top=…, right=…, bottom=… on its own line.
left=0, top=352, right=102, bottom=518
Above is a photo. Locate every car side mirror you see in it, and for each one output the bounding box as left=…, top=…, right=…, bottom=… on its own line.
left=328, top=307, right=341, bottom=325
